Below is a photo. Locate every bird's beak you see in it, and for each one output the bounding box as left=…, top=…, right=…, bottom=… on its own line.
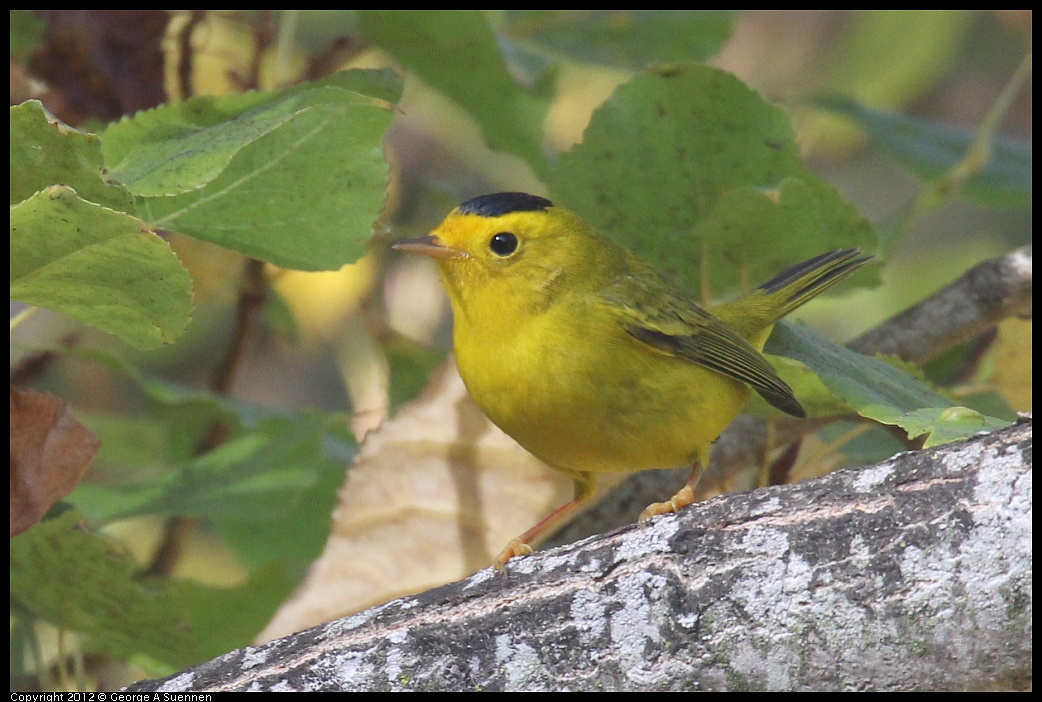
left=392, top=235, right=467, bottom=260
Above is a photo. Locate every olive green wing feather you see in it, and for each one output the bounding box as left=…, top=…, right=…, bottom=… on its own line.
left=600, top=276, right=805, bottom=418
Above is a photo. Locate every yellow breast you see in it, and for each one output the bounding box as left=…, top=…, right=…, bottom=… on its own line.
left=450, top=284, right=748, bottom=477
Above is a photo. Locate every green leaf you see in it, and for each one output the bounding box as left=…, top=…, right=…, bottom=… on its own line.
left=67, top=356, right=355, bottom=568
left=549, top=64, right=877, bottom=296
left=504, top=10, right=735, bottom=69
left=10, top=511, right=195, bottom=666
left=10, top=100, right=133, bottom=211
left=78, top=411, right=174, bottom=481
left=898, top=406, right=1013, bottom=449
left=10, top=185, right=193, bottom=349
left=767, top=321, right=950, bottom=418
left=69, top=354, right=354, bottom=566
left=320, top=64, right=404, bottom=104
left=766, top=321, right=1011, bottom=446
left=210, top=444, right=346, bottom=569
left=102, top=91, right=301, bottom=197
left=73, top=410, right=349, bottom=571
left=811, top=96, right=1031, bottom=207
left=74, top=356, right=354, bottom=562
left=72, top=410, right=351, bottom=523
left=122, top=71, right=400, bottom=270
left=103, top=69, right=402, bottom=199
left=358, top=10, right=551, bottom=170
left=11, top=511, right=307, bottom=669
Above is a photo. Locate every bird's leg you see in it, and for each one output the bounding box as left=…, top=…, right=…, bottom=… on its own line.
left=638, top=458, right=706, bottom=525
left=493, top=475, right=594, bottom=571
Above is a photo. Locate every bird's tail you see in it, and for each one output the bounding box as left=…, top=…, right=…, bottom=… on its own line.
left=711, top=248, right=871, bottom=342
left=756, top=248, right=872, bottom=321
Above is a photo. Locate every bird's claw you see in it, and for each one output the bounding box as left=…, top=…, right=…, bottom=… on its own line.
left=638, top=485, right=696, bottom=525
left=493, top=538, right=534, bottom=572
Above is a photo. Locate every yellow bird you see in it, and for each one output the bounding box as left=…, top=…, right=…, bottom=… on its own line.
left=394, top=192, right=869, bottom=569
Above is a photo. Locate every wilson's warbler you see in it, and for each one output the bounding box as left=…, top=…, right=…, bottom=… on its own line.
left=394, top=192, right=869, bottom=569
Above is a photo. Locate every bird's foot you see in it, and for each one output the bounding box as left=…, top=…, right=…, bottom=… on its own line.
left=638, top=485, right=696, bottom=525
left=493, top=538, right=534, bottom=571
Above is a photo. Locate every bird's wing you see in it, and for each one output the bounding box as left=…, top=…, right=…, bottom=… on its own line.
left=600, top=276, right=805, bottom=418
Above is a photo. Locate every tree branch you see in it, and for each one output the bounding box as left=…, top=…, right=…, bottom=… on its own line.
left=126, top=417, right=1031, bottom=692
left=848, top=245, right=1032, bottom=363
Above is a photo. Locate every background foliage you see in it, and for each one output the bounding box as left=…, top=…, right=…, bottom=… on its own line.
left=9, top=10, right=1030, bottom=690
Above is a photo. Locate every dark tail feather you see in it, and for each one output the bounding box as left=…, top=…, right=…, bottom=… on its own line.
left=758, top=248, right=872, bottom=320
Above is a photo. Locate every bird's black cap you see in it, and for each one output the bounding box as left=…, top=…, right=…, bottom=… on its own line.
left=457, top=192, right=553, bottom=218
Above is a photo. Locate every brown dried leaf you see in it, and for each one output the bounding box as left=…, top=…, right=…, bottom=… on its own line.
left=10, top=386, right=100, bottom=537
left=257, top=360, right=573, bottom=642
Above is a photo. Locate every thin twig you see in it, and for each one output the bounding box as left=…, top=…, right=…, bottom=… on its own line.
left=848, top=245, right=1032, bottom=363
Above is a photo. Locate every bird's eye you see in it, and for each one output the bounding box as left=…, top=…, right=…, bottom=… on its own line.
left=489, top=232, right=519, bottom=257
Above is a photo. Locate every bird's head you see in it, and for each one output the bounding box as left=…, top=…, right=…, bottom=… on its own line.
left=394, top=192, right=612, bottom=315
